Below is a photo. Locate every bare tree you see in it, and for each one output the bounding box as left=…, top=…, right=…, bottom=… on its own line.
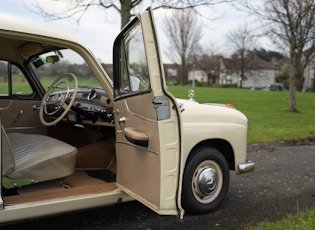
left=226, top=23, right=256, bottom=88
left=194, top=45, right=221, bottom=85
left=163, top=9, right=202, bottom=85
left=31, top=0, right=232, bottom=29
left=240, top=0, right=315, bottom=112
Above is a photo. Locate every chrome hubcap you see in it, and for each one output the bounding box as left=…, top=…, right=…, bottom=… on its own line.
left=192, top=160, right=222, bottom=204
left=198, top=168, right=218, bottom=195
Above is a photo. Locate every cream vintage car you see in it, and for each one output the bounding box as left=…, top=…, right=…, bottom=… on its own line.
left=0, top=8, right=254, bottom=224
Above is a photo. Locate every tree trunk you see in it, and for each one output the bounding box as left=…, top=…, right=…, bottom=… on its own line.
left=239, top=51, right=245, bottom=88
left=178, top=56, right=188, bottom=86
left=289, top=57, right=298, bottom=112
left=179, top=64, right=188, bottom=86
left=120, top=0, right=132, bottom=28
left=207, top=72, right=211, bottom=85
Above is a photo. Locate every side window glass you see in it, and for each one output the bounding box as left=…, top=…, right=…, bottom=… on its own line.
left=0, top=60, right=33, bottom=96
left=119, top=23, right=150, bottom=94
left=0, top=61, right=9, bottom=94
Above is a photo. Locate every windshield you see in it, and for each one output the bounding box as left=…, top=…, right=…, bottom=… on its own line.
left=30, top=48, right=102, bottom=90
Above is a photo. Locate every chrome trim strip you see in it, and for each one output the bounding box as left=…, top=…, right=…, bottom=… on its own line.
left=5, top=127, right=45, bottom=130
left=124, top=100, right=156, bottom=123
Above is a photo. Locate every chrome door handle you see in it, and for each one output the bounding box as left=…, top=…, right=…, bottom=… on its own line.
left=117, top=116, right=126, bottom=134
left=33, top=105, right=40, bottom=110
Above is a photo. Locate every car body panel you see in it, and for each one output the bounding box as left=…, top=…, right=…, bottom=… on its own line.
left=177, top=99, right=248, bottom=174
left=0, top=99, right=46, bottom=135
left=0, top=188, right=134, bottom=223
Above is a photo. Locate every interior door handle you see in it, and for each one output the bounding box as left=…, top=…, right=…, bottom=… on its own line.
left=124, top=127, right=149, bottom=147
left=14, top=110, right=24, bottom=123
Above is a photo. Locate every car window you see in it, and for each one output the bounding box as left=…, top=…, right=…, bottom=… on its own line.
left=0, top=60, right=33, bottom=96
left=30, top=49, right=102, bottom=90
left=118, top=22, right=150, bottom=95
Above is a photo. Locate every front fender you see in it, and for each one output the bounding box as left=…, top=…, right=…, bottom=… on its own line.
left=182, top=122, right=248, bottom=174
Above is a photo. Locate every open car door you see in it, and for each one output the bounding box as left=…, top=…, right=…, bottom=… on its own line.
left=113, top=8, right=183, bottom=216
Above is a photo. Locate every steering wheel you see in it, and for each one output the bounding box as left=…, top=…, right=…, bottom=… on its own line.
left=39, top=73, right=78, bottom=126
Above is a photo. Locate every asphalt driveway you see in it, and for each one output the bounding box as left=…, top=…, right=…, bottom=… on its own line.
left=4, top=145, right=315, bottom=230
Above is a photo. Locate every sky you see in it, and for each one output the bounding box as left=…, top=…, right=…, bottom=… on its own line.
left=0, top=0, right=271, bottom=64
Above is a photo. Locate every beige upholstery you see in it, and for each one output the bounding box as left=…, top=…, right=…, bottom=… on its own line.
left=1, top=126, right=14, bottom=176
left=1, top=127, right=77, bottom=185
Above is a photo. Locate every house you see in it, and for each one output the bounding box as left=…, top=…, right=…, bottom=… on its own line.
left=303, top=58, right=315, bottom=91
left=164, top=63, right=216, bottom=85
left=163, top=63, right=208, bottom=84
left=188, top=69, right=208, bottom=83
left=219, top=55, right=278, bottom=88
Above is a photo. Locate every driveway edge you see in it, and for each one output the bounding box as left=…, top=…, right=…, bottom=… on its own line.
left=247, top=137, right=315, bottom=152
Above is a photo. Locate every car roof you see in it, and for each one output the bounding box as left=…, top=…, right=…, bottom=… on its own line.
left=0, top=18, right=88, bottom=63
left=0, top=17, right=83, bottom=45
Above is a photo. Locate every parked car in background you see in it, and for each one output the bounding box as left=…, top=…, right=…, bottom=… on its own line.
left=305, top=87, right=315, bottom=92
left=251, top=84, right=282, bottom=91
left=0, top=7, right=254, bottom=224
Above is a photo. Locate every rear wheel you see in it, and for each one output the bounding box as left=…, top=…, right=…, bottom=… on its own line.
left=181, top=147, right=230, bottom=214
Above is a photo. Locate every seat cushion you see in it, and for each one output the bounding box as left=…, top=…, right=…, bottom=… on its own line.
left=7, top=133, right=77, bottom=183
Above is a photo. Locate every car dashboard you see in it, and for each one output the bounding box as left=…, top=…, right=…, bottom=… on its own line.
left=49, top=88, right=114, bottom=127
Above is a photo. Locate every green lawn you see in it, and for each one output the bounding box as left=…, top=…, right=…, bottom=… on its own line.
left=168, top=86, right=315, bottom=144
left=246, top=208, right=315, bottom=230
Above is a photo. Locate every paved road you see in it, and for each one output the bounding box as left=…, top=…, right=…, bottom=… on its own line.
left=4, top=145, right=315, bottom=230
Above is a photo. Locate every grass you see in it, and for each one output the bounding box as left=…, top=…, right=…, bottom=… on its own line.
left=168, top=86, right=315, bottom=144
left=168, top=85, right=315, bottom=230
left=245, top=208, right=315, bottom=230
left=0, top=75, right=101, bottom=95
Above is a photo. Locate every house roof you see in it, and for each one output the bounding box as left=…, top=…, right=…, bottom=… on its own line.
left=250, top=56, right=277, bottom=70
left=221, top=55, right=277, bottom=71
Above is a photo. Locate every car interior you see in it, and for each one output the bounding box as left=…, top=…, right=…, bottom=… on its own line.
left=0, top=34, right=118, bottom=205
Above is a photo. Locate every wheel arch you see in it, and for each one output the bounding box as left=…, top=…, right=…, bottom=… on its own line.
left=186, top=139, right=235, bottom=171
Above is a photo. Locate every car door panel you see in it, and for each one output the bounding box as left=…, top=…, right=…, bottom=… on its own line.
left=115, top=93, right=161, bottom=207
left=113, top=8, right=182, bottom=215
left=0, top=99, right=46, bottom=134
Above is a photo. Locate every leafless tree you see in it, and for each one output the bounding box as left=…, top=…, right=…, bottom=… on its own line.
left=163, top=9, right=202, bottom=85
left=226, top=23, right=256, bottom=88
left=194, top=45, right=221, bottom=85
left=31, top=0, right=233, bottom=29
left=240, top=0, right=315, bottom=112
